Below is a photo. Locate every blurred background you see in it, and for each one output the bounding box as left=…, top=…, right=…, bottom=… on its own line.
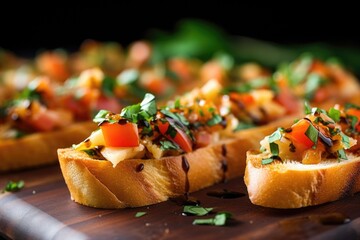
left=1, top=3, right=359, bottom=73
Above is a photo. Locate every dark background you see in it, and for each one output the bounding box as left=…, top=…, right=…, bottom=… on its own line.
left=1, top=3, right=359, bottom=56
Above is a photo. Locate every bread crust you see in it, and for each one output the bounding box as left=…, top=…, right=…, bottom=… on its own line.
left=0, top=121, right=97, bottom=172
left=57, top=115, right=297, bottom=208
left=244, top=150, right=360, bottom=208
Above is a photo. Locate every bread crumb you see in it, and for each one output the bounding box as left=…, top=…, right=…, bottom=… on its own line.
left=249, top=220, right=253, bottom=224
left=32, top=190, right=36, bottom=195
left=145, top=223, right=151, bottom=227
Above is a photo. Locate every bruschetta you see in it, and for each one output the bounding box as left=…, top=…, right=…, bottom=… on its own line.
left=245, top=103, right=360, bottom=208
left=57, top=79, right=301, bottom=208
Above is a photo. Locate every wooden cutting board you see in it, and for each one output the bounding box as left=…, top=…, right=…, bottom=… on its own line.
left=1, top=164, right=359, bottom=240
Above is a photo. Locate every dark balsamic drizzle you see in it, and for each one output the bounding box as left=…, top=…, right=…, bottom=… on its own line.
left=118, top=119, right=128, bottom=125
left=207, top=189, right=246, bottom=199
left=171, top=196, right=200, bottom=206
left=181, top=156, right=190, bottom=198
left=316, top=212, right=351, bottom=225
left=318, top=131, right=333, bottom=147
left=136, top=163, right=144, bottom=172
left=221, top=144, right=228, bottom=183
left=170, top=156, right=200, bottom=206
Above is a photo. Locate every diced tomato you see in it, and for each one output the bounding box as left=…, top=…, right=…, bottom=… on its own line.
left=128, top=41, right=152, bottom=67
left=145, top=78, right=169, bottom=95
left=100, top=122, right=139, bottom=147
left=201, top=61, right=226, bottom=83
left=312, top=87, right=330, bottom=103
left=346, top=108, right=360, bottom=132
left=310, top=61, right=330, bottom=78
left=168, top=58, right=192, bottom=82
left=229, top=92, right=255, bottom=106
left=29, top=109, right=72, bottom=132
left=288, top=119, right=315, bottom=150
left=59, top=95, right=91, bottom=121
left=36, top=52, right=69, bottom=82
left=194, top=131, right=212, bottom=148
left=275, top=86, right=301, bottom=114
left=158, top=121, right=193, bottom=153
left=95, top=95, right=122, bottom=113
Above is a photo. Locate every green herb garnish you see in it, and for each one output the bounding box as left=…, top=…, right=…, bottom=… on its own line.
left=348, top=115, right=358, bottom=132
left=93, top=110, right=116, bottom=123
left=345, top=103, right=360, bottom=111
left=305, top=73, right=325, bottom=101
left=192, top=212, right=232, bottom=226
left=207, top=114, right=222, bottom=126
left=268, top=128, right=283, bottom=143
left=340, top=132, right=351, bottom=149
left=2, top=180, right=25, bottom=193
left=82, top=149, right=98, bottom=157
left=337, top=149, right=348, bottom=161
left=233, top=122, right=255, bottom=132
left=304, top=101, right=312, bottom=115
left=120, top=93, right=157, bottom=123
left=135, top=212, right=147, bottom=218
left=160, top=140, right=180, bottom=150
left=116, top=69, right=139, bottom=85
left=165, top=124, right=178, bottom=138
left=161, top=109, right=189, bottom=126
left=183, top=206, right=213, bottom=216
left=269, top=142, right=279, bottom=156
left=328, top=108, right=341, bottom=123
left=261, top=158, right=274, bottom=165
left=102, top=76, right=116, bottom=96
left=174, top=98, right=181, bottom=109
left=305, top=123, right=318, bottom=148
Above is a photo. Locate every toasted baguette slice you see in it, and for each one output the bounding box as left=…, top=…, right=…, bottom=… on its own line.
left=57, top=115, right=298, bottom=209
left=244, top=150, right=360, bottom=209
left=0, top=121, right=97, bottom=172
left=58, top=139, right=243, bottom=208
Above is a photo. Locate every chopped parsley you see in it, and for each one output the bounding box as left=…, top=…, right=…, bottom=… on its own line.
left=2, top=180, right=25, bottom=193
left=135, top=212, right=147, bottom=218
left=93, top=110, right=116, bottom=124
left=207, top=114, right=222, bottom=126
left=337, top=149, right=348, bottom=161
left=192, top=212, right=232, bottom=226
left=345, top=103, right=360, bottom=111
left=340, top=132, right=351, bottom=149
left=304, top=101, right=312, bottom=115
left=348, top=115, right=358, bottom=133
left=160, top=140, right=180, bottom=150
left=328, top=108, right=341, bottom=123
left=261, top=158, right=274, bottom=165
left=305, top=123, right=318, bottom=148
left=233, top=122, right=255, bottom=132
left=120, top=93, right=157, bottom=123
left=116, top=69, right=139, bottom=85
left=174, top=98, right=181, bottom=109
left=305, top=73, right=325, bottom=101
left=183, top=206, right=213, bottom=216
left=269, top=142, right=279, bottom=156
left=161, top=109, right=189, bottom=126
left=268, top=128, right=283, bottom=143
left=165, top=124, right=178, bottom=138
left=101, top=76, right=116, bottom=96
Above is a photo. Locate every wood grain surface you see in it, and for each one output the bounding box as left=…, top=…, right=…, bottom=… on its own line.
left=0, top=164, right=360, bottom=240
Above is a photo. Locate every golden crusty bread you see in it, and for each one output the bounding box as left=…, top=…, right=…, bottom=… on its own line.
left=244, top=150, right=360, bottom=209
left=0, top=121, right=97, bottom=172
left=57, top=115, right=297, bottom=209
left=58, top=139, right=243, bottom=208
